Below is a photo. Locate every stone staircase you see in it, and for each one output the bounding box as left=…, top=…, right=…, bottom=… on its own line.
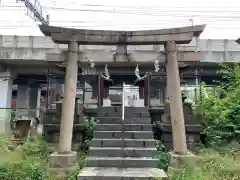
left=78, top=107, right=167, bottom=179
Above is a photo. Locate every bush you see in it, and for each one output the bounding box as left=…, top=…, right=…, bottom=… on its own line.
left=22, top=136, right=50, bottom=159
left=195, top=63, right=240, bottom=146
left=79, top=117, right=99, bottom=154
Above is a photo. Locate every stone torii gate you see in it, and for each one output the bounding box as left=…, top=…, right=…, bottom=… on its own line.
left=39, top=24, right=205, bottom=170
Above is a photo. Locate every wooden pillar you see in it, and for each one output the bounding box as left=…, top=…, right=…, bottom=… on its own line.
left=98, top=74, right=102, bottom=107
left=165, top=41, right=187, bottom=155
left=91, top=75, right=98, bottom=99
left=46, top=73, right=50, bottom=108
left=144, top=78, right=148, bottom=106
left=147, top=75, right=151, bottom=107
left=144, top=74, right=151, bottom=107
left=139, top=86, right=144, bottom=99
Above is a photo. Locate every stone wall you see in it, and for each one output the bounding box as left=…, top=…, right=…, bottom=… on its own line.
left=42, top=101, right=98, bottom=150
left=156, top=102, right=202, bottom=151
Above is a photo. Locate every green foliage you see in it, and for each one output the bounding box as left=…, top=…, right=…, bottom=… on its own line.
left=78, top=117, right=99, bottom=154
left=83, top=117, right=99, bottom=140
left=195, top=63, right=240, bottom=146
left=171, top=148, right=240, bottom=180
left=155, top=150, right=170, bottom=171
left=0, top=135, right=50, bottom=180
left=66, top=166, right=81, bottom=180
left=0, top=122, right=92, bottom=180
left=22, top=136, right=50, bottom=159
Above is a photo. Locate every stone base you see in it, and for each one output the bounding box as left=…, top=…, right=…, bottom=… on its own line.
left=160, top=123, right=202, bottom=151
left=50, top=151, right=77, bottom=169
left=167, top=151, right=200, bottom=176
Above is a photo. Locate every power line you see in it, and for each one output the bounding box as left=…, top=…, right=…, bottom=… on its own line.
left=31, top=1, right=240, bottom=11
left=0, top=21, right=236, bottom=26
left=1, top=17, right=240, bottom=23
left=2, top=4, right=240, bottom=19
left=1, top=13, right=240, bottom=28
left=0, top=4, right=240, bottom=33
left=1, top=25, right=240, bottom=29
left=63, top=3, right=240, bottom=10
left=0, top=19, right=239, bottom=26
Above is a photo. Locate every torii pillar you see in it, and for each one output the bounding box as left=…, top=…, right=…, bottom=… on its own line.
left=165, top=41, right=187, bottom=154
left=50, top=41, right=78, bottom=169
left=165, top=41, right=201, bottom=174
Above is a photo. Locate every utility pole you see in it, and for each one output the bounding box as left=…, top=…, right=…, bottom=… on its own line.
left=17, top=0, right=49, bottom=25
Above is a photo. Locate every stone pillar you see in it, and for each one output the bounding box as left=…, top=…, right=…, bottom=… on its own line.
left=50, top=41, right=78, bottom=169
left=165, top=41, right=187, bottom=155
left=0, top=71, right=13, bottom=134
left=36, top=88, right=41, bottom=118
left=29, top=85, right=41, bottom=117
left=16, top=85, right=30, bottom=117
left=59, top=41, right=78, bottom=152
left=194, top=69, right=199, bottom=102
left=195, top=69, right=199, bottom=87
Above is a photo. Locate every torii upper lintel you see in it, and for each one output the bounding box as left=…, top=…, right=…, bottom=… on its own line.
left=39, top=24, right=206, bottom=45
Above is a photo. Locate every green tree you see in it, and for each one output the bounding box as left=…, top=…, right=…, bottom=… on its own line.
left=196, top=63, right=240, bottom=146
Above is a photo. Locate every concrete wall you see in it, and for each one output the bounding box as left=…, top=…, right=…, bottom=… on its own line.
left=0, top=35, right=240, bottom=63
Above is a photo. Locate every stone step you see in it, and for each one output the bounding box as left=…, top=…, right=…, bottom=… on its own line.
left=93, top=131, right=153, bottom=139
left=86, top=157, right=158, bottom=168
left=95, top=124, right=152, bottom=131
left=89, top=147, right=157, bottom=157
left=78, top=167, right=167, bottom=180
left=96, top=117, right=151, bottom=124
left=91, top=139, right=156, bottom=148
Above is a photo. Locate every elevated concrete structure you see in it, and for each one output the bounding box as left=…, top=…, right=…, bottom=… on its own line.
left=0, top=35, right=240, bottom=69
left=0, top=35, right=239, bottom=78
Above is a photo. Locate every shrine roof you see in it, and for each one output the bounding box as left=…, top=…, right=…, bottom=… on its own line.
left=39, top=25, right=206, bottom=45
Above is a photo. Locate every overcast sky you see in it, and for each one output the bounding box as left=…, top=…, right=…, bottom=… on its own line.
left=0, top=0, right=240, bottom=39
